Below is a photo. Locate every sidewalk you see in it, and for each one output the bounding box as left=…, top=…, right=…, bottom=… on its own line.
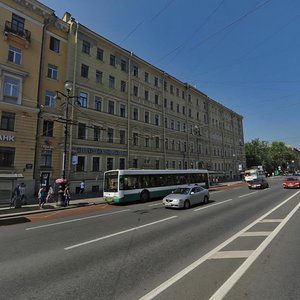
left=0, top=193, right=105, bottom=226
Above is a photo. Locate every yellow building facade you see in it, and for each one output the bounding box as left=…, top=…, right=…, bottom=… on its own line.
left=0, top=0, right=246, bottom=199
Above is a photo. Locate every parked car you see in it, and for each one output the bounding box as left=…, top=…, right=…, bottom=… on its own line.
left=162, top=184, right=209, bottom=209
left=283, top=177, right=300, bottom=189
left=247, top=178, right=269, bottom=189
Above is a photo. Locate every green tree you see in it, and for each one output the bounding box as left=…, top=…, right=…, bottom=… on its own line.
left=245, top=139, right=269, bottom=169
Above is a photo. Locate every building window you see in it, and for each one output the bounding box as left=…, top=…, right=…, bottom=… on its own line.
left=145, top=111, right=149, bottom=123
left=0, top=147, right=15, bottom=167
left=182, top=106, right=186, bottom=115
left=165, top=139, right=168, bottom=150
left=177, top=121, right=180, bottom=131
left=170, top=120, right=174, bottom=129
left=145, top=136, right=150, bottom=147
left=121, top=59, right=127, bottom=72
left=8, top=46, right=21, bottom=64
left=92, top=157, right=100, bottom=172
left=82, top=40, right=90, bottom=54
left=133, top=108, right=138, bottom=120
left=155, top=94, right=159, bottom=105
left=41, top=149, right=52, bottom=167
left=120, top=130, right=126, bottom=144
left=182, top=91, right=185, bottom=99
left=120, top=104, right=126, bottom=117
left=144, top=72, right=149, bottom=82
left=164, top=81, right=167, bottom=91
left=164, top=98, right=167, bottom=108
left=154, top=77, right=159, bottom=87
left=94, top=126, right=101, bottom=141
left=78, top=123, right=86, bottom=139
left=170, top=101, right=173, bottom=110
left=133, top=133, right=139, bottom=146
left=96, top=70, right=102, bottom=83
left=133, top=65, right=139, bottom=77
left=77, top=156, right=85, bottom=172
left=120, top=80, right=126, bottom=92
left=3, top=76, right=20, bottom=103
left=164, top=118, right=168, bottom=128
left=176, top=88, right=179, bottom=97
left=107, top=158, right=114, bottom=170
left=97, top=48, right=103, bottom=60
left=177, top=104, right=180, bottom=113
left=110, top=54, right=116, bottom=66
left=109, top=76, right=115, bottom=88
left=94, top=96, right=102, bottom=111
left=188, top=94, right=192, bottom=102
left=156, top=160, right=160, bottom=169
left=81, top=64, right=89, bottom=78
left=11, top=14, right=25, bottom=34
left=45, top=91, right=56, bottom=107
left=107, top=128, right=114, bottom=143
left=1, top=112, right=15, bottom=131
left=108, top=101, right=115, bottom=114
left=49, top=36, right=60, bottom=53
left=120, top=158, right=125, bottom=169
left=43, top=120, right=54, bottom=137
left=155, top=137, right=159, bottom=148
left=145, top=90, right=149, bottom=100
left=155, top=115, right=159, bottom=126
left=47, top=64, right=58, bottom=80
left=170, top=85, right=174, bottom=94
left=79, top=92, right=88, bottom=108
left=132, top=159, right=138, bottom=168
left=133, top=86, right=138, bottom=97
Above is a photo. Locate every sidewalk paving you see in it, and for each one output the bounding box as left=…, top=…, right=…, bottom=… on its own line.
left=0, top=181, right=245, bottom=226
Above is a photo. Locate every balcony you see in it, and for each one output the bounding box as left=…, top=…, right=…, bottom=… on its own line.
left=4, top=21, right=31, bottom=47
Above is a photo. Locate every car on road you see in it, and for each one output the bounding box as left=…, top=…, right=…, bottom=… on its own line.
left=162, top=184, right=209, bottom=209
left=283, top=177, right=300, bottom=189
left=247, top=178, right=269, bottom=189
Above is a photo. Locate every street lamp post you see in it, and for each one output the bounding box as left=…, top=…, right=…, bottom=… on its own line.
left=54, top=81, right=74, bottom=206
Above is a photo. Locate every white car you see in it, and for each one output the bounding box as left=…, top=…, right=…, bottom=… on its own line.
left=162, top=184, right=209, bottom=209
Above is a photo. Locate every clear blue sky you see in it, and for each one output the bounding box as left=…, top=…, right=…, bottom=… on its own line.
left=41, top=0, right=300, bottom=148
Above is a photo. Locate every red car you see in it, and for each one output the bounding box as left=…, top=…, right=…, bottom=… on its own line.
left=283, top=177, right=300, bottom=189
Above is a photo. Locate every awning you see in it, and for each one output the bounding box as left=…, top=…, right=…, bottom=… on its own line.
left=0, top=174, right=24, bottom=180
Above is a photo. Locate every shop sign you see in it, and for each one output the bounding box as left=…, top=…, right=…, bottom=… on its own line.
left=0, top=135, right=15, bottom=141
left=76, top=147, right=127, bottom=155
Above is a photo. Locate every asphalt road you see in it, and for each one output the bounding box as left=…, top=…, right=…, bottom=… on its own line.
left=1, top=177, right=299, bottom=299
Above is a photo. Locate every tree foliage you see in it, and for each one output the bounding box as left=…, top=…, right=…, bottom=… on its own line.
left=245, top=139, right=296, bottom=173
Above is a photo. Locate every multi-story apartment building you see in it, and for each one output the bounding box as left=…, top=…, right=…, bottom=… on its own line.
left=0, top=0, right=57, bottom=199
left=0, top=0, right=246, bottom=198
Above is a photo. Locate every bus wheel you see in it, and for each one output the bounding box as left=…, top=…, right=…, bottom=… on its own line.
left=140, top=190, right=149, bottom=202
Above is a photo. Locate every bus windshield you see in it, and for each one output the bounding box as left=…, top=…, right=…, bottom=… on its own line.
left=104, top=171, right=118, bottom=192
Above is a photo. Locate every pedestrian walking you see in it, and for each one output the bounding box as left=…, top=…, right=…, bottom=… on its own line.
left=64, top=184, right=71, bottom=206
left=46, top=185, right=54, bottom=203
left=19, top=183, right=27, bottom=205
left=10, top=184, right=20, bottom=208
left=38, top=186, right=46, bottom=208
left=79, top=180, right=85, bottom=194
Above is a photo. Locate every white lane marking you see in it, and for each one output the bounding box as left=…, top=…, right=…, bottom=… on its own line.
left=241, top=231, right=271, bottom=237
left=210, top=250, right=253, bottom=259
left=148, top=203, right=162, bottom=207
left=139, top=190, right=300, bottom=300
left=193, top=199, right=233, bottom=211
left=238, top=191, right=258, bottom=198
left=259, top=219, right=283, bottom=223
left=210, top=194, right=300, bottom=300
left=26, top=209, right=131, bottom=230
left=65, top=216, right=177, bottom=250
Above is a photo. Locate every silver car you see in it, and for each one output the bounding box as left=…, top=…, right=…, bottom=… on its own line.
left=162, top=184, right=210, bottom=209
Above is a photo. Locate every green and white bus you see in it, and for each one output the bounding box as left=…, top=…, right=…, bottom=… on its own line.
left=103, top=169, right=209, bottom=203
